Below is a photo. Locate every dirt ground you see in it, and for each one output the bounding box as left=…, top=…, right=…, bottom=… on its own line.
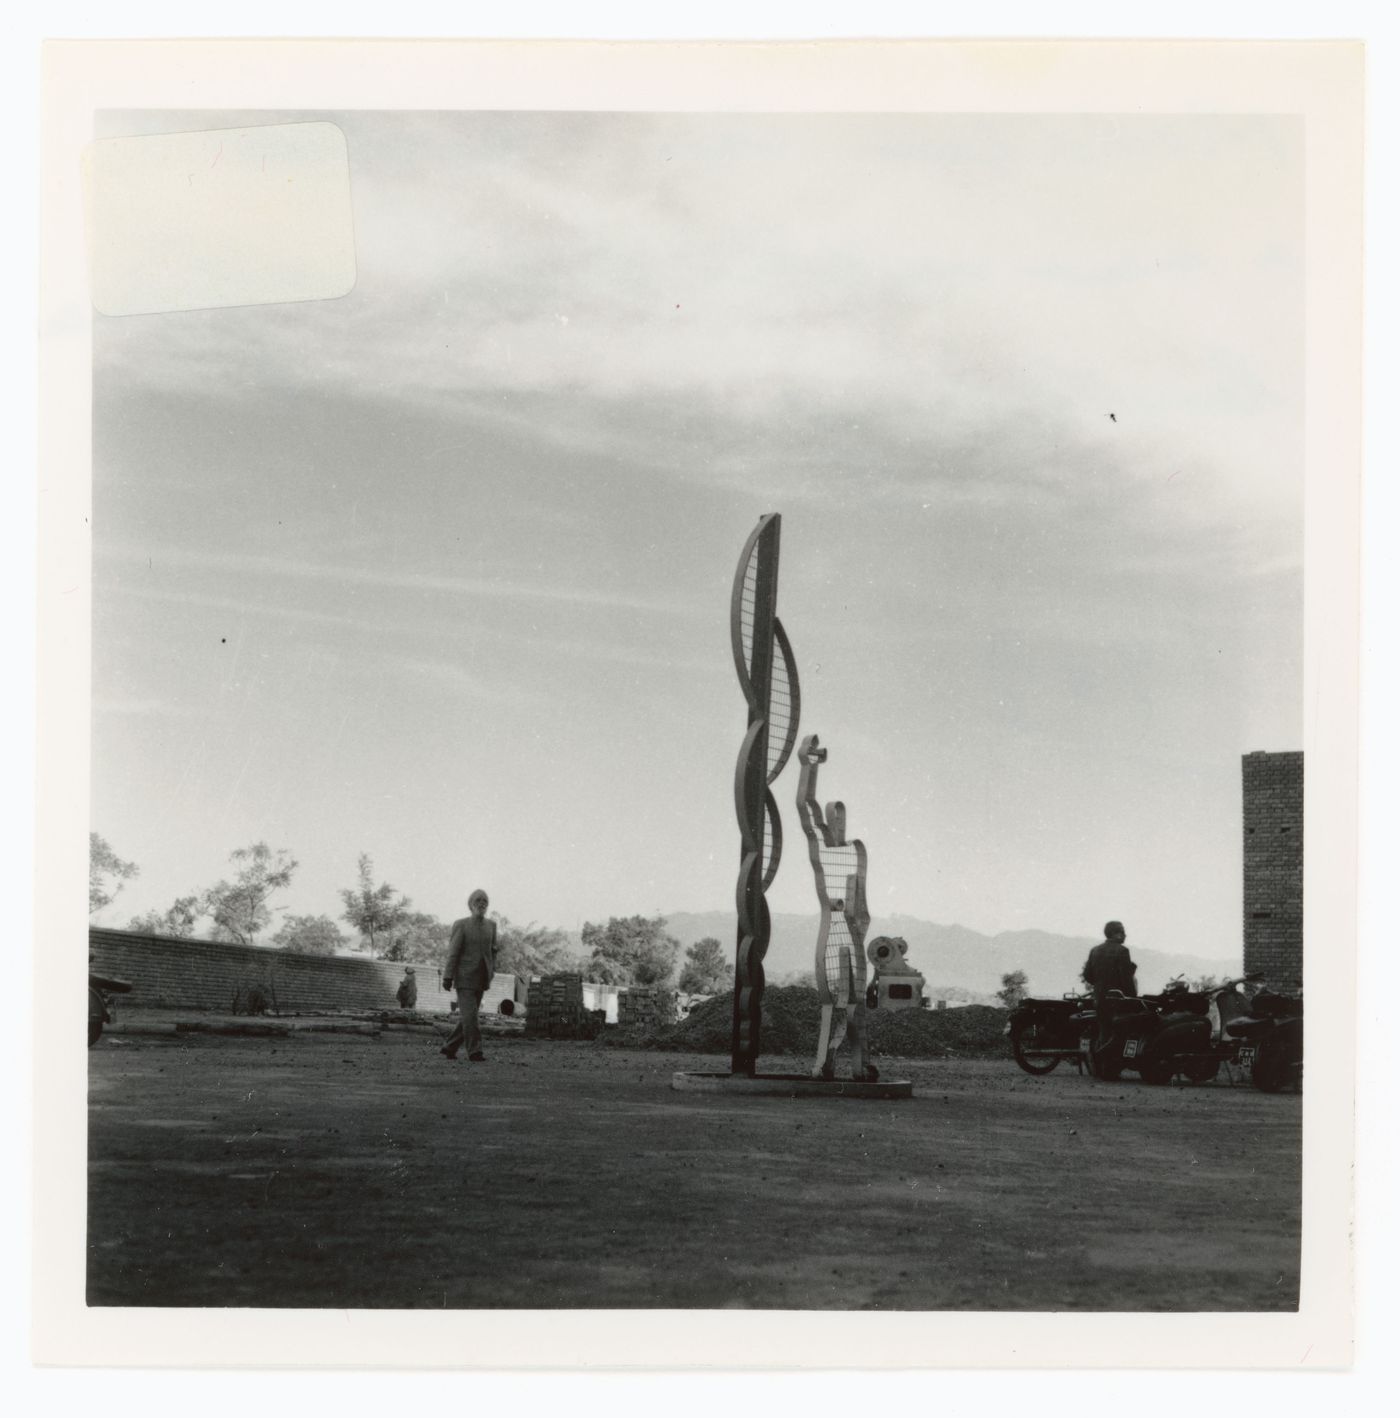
left=86, top=1020, right=1301, bottom=1311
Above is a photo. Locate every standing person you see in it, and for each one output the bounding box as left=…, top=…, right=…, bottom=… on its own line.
left=395, top=967, right=418, bottom=1010
left=1082, top=920, right=1138, bottom=1047
left=439, top=889, right=497, bottom=1062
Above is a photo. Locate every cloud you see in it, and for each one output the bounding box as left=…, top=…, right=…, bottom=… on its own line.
left=99, top=543, right=698, bottom=618
left=104, top=582, right=380, bottom=631
left=94, top=111, right=1302, bottom=542
left=85, top=110, right=1304, bottom=952
left=101, top=569, right=719, bottom=676
left=383, top=654, right=552, bottom=707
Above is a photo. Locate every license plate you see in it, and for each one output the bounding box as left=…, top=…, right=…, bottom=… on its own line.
left=1124, top=1039, right=1139, bottom=1059
left=1238, top=1046, right=1257, bottom=1067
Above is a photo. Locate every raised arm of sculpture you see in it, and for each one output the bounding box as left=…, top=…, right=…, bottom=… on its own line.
left=795, top=734, right=875, bottom=1081
left=795, top=736, right=829, bottom=854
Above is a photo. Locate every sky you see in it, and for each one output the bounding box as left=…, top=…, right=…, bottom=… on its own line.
left=89, top=110, right=1303, bottom=959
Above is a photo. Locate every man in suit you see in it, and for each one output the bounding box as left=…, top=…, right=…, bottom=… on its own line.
left=1082, top=920, right=1138, bottom=1047
left=440, top=889, right=497, bottom=1062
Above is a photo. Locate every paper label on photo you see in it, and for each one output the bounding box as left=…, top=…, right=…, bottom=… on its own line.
left=83, top=121, right=356, bottom=316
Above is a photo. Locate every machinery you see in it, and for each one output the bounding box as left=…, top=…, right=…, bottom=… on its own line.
left=864, top=936, right=927, bottom=1012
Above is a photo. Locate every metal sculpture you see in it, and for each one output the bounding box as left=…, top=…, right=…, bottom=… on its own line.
left=730, top=514, right=800, bottom=1075
left=795, top=733, right=876, bottom=1081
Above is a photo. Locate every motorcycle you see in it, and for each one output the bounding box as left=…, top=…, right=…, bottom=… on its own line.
left=1224, top=988, right=1303, bottom=1092
left=1086, top=975, right=1261, bottom=1085
left=88, top=970, right=133, bottom=1047
left=1005, top=993, right=1096, bottom=1075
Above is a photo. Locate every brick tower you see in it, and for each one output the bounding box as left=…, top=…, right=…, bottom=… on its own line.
left=1241, top=750, right=1304, bottom=990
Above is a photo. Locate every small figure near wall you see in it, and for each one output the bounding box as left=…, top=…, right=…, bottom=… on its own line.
left=795, top=734, right=877, bottom=1082
left=395, top=966, right=418, bottom=1010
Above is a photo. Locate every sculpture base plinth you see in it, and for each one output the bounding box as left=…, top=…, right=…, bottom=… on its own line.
left=670, top=1070, right=913, bottom=1099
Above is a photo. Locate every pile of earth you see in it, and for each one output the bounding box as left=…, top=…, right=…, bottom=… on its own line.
left=608, top=985, right=1012, bottom=1059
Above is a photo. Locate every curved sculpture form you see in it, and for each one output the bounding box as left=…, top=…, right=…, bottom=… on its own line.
left=795, top=733, right=875, bottom=1081
left=730, top=514, right=800, bottom=1075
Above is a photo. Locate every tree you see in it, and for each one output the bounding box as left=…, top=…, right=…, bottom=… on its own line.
left=678, top=937, right=727, bottom=994
left=495, top=917, right=581, bottom=979
left=776, top=969, right=811, bottom=986
left=128, top=895, right=202, bottom=939
left=339, top=853, right=412, bottom=954
left=271, top=914, right=346, bottom=956
left=90, top=833, right=138, bottom=914
left=996, top=970, right=1029, bottom=1008
left=203, top=842, right=298, bottom=946
left=581, top=915, right=681, bottom=987
left=382, top=911, right=450, bottom=965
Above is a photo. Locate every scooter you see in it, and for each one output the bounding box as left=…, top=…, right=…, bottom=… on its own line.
left=88, top=970, right=133, bottom=1047
left=1086, top=976, right=1261, bottom=1085
left=1224, top=988, right=1303, bottom=1092
left=1005, top=993, right=1096, bottom=1075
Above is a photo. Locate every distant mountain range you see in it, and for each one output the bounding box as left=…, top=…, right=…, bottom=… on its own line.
left=662, top=911, right=1240, bottom=1002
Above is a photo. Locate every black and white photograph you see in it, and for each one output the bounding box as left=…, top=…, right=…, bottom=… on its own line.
left=32, top=37, right=1362, bottom=1370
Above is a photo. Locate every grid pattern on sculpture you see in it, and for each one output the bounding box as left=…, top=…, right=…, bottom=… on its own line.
left=816, top=841, right=862, bottom=997
left=816, top=843, right=860, bottom=899
left=771, top=632, right=794, bottom=782
left=738, top=550, right=758, bottom=669
left=821, top=916, right=855, bottom=998
left=759, top=795, right=780, bottom=886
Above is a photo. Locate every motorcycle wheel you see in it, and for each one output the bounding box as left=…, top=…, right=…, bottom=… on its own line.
left=1182, top=1058, right=1221, bottom=1083
left=88, top=1017, right=102, bottom=1047
left=1010, top=1020, right=1061, bottom=1075
left=1140, top=1058, right=1176, bottom=1086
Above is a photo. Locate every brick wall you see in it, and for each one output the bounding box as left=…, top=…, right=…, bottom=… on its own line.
left=88, top=927, right=453, bottom=1014
left=617, top=986, right=677, bottom=1030
left=1241, top=751, right=1304, bottom=990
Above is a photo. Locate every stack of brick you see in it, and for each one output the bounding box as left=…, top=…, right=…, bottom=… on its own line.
left=1241, top=751, right=1304, bottom=992
left=524, top=973, right=589, bottom=1037
left=617, top=986, right=677, bottom=1031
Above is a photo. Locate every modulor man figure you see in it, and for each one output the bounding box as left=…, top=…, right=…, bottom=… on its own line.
left=1082, top=919, right=1138, bottom=1046
left=440, top=889, right=497, bottom=1063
